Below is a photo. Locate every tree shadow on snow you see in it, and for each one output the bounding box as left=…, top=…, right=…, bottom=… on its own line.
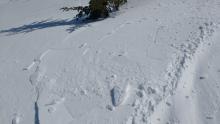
left=0, top=18, right=95, bottom=35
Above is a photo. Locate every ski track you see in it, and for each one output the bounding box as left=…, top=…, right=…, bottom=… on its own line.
left=97, top=17, right=147, bottom=43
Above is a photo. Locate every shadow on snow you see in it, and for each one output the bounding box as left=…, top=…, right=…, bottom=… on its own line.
left=0, top=18, right=96, bottom=35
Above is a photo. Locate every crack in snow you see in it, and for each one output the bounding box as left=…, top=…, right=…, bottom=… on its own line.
left=34, top=102, right=40, bottom=124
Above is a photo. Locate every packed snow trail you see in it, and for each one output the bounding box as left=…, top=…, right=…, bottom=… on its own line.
left=129, top=22, right=219, bottom=124
left=150, top=24, right=220, bottom=124
left=193, top=29, right=220, bottom=124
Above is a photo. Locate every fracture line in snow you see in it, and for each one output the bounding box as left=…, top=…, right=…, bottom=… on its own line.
left=24, top=49, right=52, bottom=124
left=34, top=102, right=40, bottom=124
left=23, top=49, right=51, bottom=71
left=97, top=18, right=148, bottom=43
left=97, top=20, right=135, bottom=42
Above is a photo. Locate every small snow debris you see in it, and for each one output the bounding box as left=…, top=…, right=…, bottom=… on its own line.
left=23, top=61, right=35, bottom=71
left=29, top=66, right=46, bottom=86
left=56, top=97, right=65, bottom=104
left=206, top=116, right=213, bottom=120
left=78, top=43, right=87, bottom=48
left=147, top=87, right=156, bottom=94
left=106, top=105, right=114, bottom=111
left=132, top=99, right=140, bottom=107
left=136, top=90, right=145, bottom=98
left=111, top=86, right=124, bottom=107
left=125, top=116, right=134, bottom=124
left=82, top=48, right=90, bottom=55
left=38, top=49, right=51, bottom=62
left=12, top=113, right=21, bottom=124
left=199, top=76, right=206, bottom=80
left=166, top=102, right=171, bottom=107
left=80, top=89, right=87, bottom=95
left=45, top=97, right=66, bottom=106
left=185, top=96, right=189, bottom=99
left=138, top=84, right=145, bottom=91
left=142, top=117, right=148, bottom=123
left=148, top=101, right=154, bottom=112
left=118, top=51, right=127, bottom=57
left=111, top=74, right=117, bottom=79
left=48, top=107, right=56, bottom=113
left=118, top=54, right=123, bottom=57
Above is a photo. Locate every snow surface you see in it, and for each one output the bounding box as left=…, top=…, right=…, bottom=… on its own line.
left=0, top=0, right=220, bottom=124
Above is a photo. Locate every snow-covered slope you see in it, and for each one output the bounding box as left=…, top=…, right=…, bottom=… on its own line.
left=0, top=0, right=220, bottom=124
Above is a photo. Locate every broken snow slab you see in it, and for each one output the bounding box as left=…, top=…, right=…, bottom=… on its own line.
left=111, top=86, right=123, bottom=106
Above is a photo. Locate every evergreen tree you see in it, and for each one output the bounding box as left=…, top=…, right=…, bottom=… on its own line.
left=61, top=0, right=127, bottom=20
left=89, top=0, right=109, bottom=19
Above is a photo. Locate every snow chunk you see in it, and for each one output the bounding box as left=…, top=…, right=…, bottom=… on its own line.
left=111, top=84, right=130, bottom=107
left=12, top=113, right=21, bottom=124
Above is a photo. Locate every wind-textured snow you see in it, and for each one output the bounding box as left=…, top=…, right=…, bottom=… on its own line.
left=1, top=0, right=220, bottom=124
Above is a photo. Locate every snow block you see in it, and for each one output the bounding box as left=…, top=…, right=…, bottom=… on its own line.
left=111, top=86, right=123, bottom=107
